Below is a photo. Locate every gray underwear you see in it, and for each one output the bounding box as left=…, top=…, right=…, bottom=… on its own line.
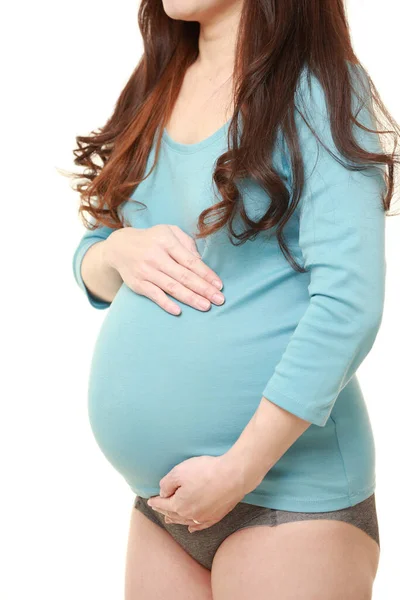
left=133, top=492, right=379, bottom=571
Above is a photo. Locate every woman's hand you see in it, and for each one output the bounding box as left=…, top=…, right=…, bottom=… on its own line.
left=102, top=224, right=225, bottom=315
left=146, top=454, right=247, bottom=533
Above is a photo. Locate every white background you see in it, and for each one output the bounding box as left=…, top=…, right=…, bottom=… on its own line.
left=1, top=1, right=399, bottom=598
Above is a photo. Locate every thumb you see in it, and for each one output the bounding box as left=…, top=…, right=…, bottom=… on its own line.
left=159, top=469, right=180, bottom=497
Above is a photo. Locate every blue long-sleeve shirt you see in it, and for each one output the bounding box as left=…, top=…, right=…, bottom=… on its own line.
left=72, top=63, right=386, bottom=511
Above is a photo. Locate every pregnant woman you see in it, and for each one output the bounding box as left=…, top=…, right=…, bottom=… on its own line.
left=70, top=1, right=399, bottom=598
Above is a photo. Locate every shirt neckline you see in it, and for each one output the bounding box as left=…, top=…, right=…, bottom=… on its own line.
left=161, top=117, right=233, bottom=154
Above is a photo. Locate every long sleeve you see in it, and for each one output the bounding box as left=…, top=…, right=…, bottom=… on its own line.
left=72, top=224, right=115, bottom=309
left=262, top=66, right=387, bottom=427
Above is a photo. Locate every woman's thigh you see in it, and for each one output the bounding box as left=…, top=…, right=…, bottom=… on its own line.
left=211, top=518, right=380, bottom=600
left=125, top=504, right=213, bottom=600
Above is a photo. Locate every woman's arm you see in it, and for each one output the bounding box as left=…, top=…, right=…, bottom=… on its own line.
left=224, top=398, right=311, bottom=495
left=80, top=238, right=123, bottom=305
left=224, top=65, right=387, bottom=491
left=72, top=224, right=122, bottom=309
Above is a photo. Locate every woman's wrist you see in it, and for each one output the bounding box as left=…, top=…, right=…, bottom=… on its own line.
left=80, top=236, right=123, bottom=303
left=221, top=435, right=270, bottom=498
left=101, top=229, right=123, bottom=271
left=221, top=397, right=312, bottom=497
left=220, top=427, right=271, bottom=498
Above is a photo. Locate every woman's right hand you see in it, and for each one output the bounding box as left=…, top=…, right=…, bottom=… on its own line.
left=102, top=224, right=225, bottom=315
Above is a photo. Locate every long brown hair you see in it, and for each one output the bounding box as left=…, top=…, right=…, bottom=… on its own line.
left=68, top=0, right=400, bottom=272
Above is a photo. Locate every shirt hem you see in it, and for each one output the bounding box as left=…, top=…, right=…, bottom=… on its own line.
left=240, top=483, right=376, bottom=513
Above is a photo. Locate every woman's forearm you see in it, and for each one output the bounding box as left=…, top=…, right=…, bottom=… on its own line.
left=80, top=239, right=123, bottom=304
left=223, top=397, right=312, bottom=496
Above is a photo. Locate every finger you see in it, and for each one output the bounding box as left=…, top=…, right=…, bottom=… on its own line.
left=168, top=225, right=201, bottom=256
left=164, top=514, right=195, bottom=526
left=146, top=268, right=213, bottom=311
left=159, top=474, right=180, bottom=498
left=166, top=242, right=223, bottom=290
left=147, top=496, right=178, bottom=513
left=165, top=511, right=208, bottom=526
left=155, top=260, right=225, bottom=305
left=151, top=507, right=195, bottom=525
left=188, top=520, right=217, bottom=532
left=133, top=280, right=182, bottom=316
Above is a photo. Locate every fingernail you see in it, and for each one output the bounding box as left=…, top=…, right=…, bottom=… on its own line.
left=212, top=292, right=225, bottom=305
left=199, top=298, right=211, bottom=310
left=212, top=280, right=223, bottom=290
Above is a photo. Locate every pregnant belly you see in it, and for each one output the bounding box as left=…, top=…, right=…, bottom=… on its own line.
left=87, top=282, right=302, bottom=497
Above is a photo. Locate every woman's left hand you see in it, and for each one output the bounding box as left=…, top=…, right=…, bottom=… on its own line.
left=146, top=454, right=248, bottom=532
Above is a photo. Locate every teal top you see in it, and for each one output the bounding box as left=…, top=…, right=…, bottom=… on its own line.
left=72, top=64, right=386, bottom=511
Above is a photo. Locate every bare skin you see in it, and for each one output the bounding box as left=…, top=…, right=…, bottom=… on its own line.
left=211, top=519, right=380, bottom=600
left=115, top=0, right=382, bottom=597
left=125, top=504, right=212, bottom=600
